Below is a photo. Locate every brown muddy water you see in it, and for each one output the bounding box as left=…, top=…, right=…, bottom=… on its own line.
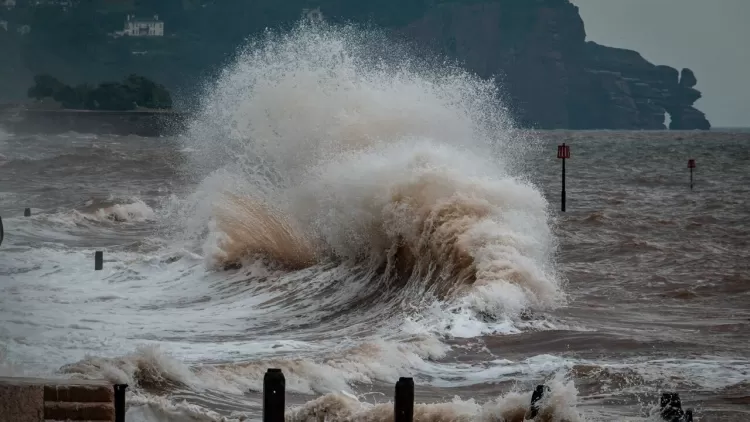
left=1, top=127, right=748, bottom=421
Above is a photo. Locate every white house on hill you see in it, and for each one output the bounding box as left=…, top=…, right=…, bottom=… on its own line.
left=123, top=14, right=164, bottom=37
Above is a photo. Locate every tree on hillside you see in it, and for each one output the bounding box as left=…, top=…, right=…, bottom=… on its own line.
left=122, top=74, right=173, bottom=109
left=27, top=74, right=67, bottom=100
left=27, top=73, right=173, bottom=110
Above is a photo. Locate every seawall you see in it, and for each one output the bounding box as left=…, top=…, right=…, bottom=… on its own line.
left=0, top=107, right=191, bottom=137
left=0, top=377, right=118, bottom=422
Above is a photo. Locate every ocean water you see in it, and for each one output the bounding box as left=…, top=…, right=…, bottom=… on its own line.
left=1, top=23, right=749, bottom=421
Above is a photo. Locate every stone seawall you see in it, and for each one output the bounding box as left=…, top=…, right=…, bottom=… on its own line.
left=0, top=377, right=116, bottom=422
left=0, top=108, right=191, bottom=137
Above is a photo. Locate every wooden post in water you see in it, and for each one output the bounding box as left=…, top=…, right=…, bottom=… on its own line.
left=659, top=392, right=695, bottom=422
left=263, top=368, right=285, bottom=422
left=24, top=208, right=31, bottom=217
left=557, top=143, right=571, bottom=212
left=114, top=384, right=128, bottom=422
left=394, top=377, right=414, bottom=422
left=95, top=251, right=103, bottom=271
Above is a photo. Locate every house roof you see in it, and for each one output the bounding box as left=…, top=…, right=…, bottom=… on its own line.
left=127, top=15, right=163, bottom=24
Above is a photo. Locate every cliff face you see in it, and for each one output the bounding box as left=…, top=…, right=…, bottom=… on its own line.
left=1, top=0, right=710, bottom=130
left=580, top=43, right=709, bottom=130
left=398, top=0, right=710, bottom=130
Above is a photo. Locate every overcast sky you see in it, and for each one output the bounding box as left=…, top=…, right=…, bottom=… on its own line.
left=571, top=0, right=750, bottom=128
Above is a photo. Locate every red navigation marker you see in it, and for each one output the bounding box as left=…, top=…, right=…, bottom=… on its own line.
left=557, top=143, right=570, bottom=212
left=557, top=143, right=571, bottom=159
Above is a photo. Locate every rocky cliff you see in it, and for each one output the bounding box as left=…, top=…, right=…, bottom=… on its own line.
left=398, top=0, right=710, bottom=130
left=0, top=0, right=710, bottom=130
left=581, top=42, right=709, bottom=130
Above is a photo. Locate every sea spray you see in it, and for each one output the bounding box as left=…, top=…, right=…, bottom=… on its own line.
left=63, top=347, right=584, bottom=422
left=179, top=21, right=560, bottom=318
left=103, top=19, right=579, bottom=419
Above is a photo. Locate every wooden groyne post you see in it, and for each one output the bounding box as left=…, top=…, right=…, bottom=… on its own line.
left=263, top=368, right=285, bottom=422
left=95, top=251, right=104, bottom=271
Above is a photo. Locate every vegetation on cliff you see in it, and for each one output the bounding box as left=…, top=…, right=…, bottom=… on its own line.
left=27, top=74, right=172, bottom=111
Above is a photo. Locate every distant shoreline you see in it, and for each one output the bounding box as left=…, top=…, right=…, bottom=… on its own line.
left=0, top=102, right=185, bottom=113
left=0, top=105, right=744, bottom=137
left=0, top=105, right=191, bottom=137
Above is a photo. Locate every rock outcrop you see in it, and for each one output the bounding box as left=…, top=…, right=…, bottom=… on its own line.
left=579, top=43, right=709, bottom=130
left=397, top=0, right=710, bottom=130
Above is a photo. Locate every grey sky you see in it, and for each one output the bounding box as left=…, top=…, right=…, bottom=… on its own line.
left=572, top=0, right=750, bottom=127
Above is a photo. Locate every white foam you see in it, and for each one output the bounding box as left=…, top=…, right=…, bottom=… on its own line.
left=285, top=375, right=584, bottom=422
left=610, top=357, right=750, bottom=390
left=123, top=379, right=585, bottom=422
left=126, top=392, right=236, bottom=422
left=178, top=22, right=560, bottom=336
left=92, top=199, right=156, bottom=222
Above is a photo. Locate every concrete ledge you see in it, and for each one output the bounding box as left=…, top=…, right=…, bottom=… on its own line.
left=0, top=381, right=44, bottom=422
left=0, top=377, right=111, bottom=386
left=0, top=377, right=114, bottom=422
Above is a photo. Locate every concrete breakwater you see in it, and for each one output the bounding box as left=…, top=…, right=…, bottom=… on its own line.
left=0, top=376, right=125, bottom=422
left=0, top=107, right=191, bottom=137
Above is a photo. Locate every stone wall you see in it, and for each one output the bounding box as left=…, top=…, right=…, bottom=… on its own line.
left=0, top=377, right=115, bottom=422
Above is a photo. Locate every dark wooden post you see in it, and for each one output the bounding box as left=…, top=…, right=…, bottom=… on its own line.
left=114, top=384, right=128, bottom=422
left=95, top=251, right=104, bottom=271
left=263, top=368, right=285, bottom=422
left=394, top=377, right=414, bottom=422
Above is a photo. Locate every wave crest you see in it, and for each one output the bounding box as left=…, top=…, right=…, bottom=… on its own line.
left=214, top=193, right=317, bottom=269
left=183, top=22, right=559, bottom=320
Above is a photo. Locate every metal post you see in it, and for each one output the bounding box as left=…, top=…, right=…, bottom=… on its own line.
left=114, top=384, right=128, bottom=422
left=561, top=157, right=566, bottom=212
left=95, top=251, right=103, bottom=271
left=394, top=377, right=414, bottom=422
left=263, top=368, right=285, bottom=422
